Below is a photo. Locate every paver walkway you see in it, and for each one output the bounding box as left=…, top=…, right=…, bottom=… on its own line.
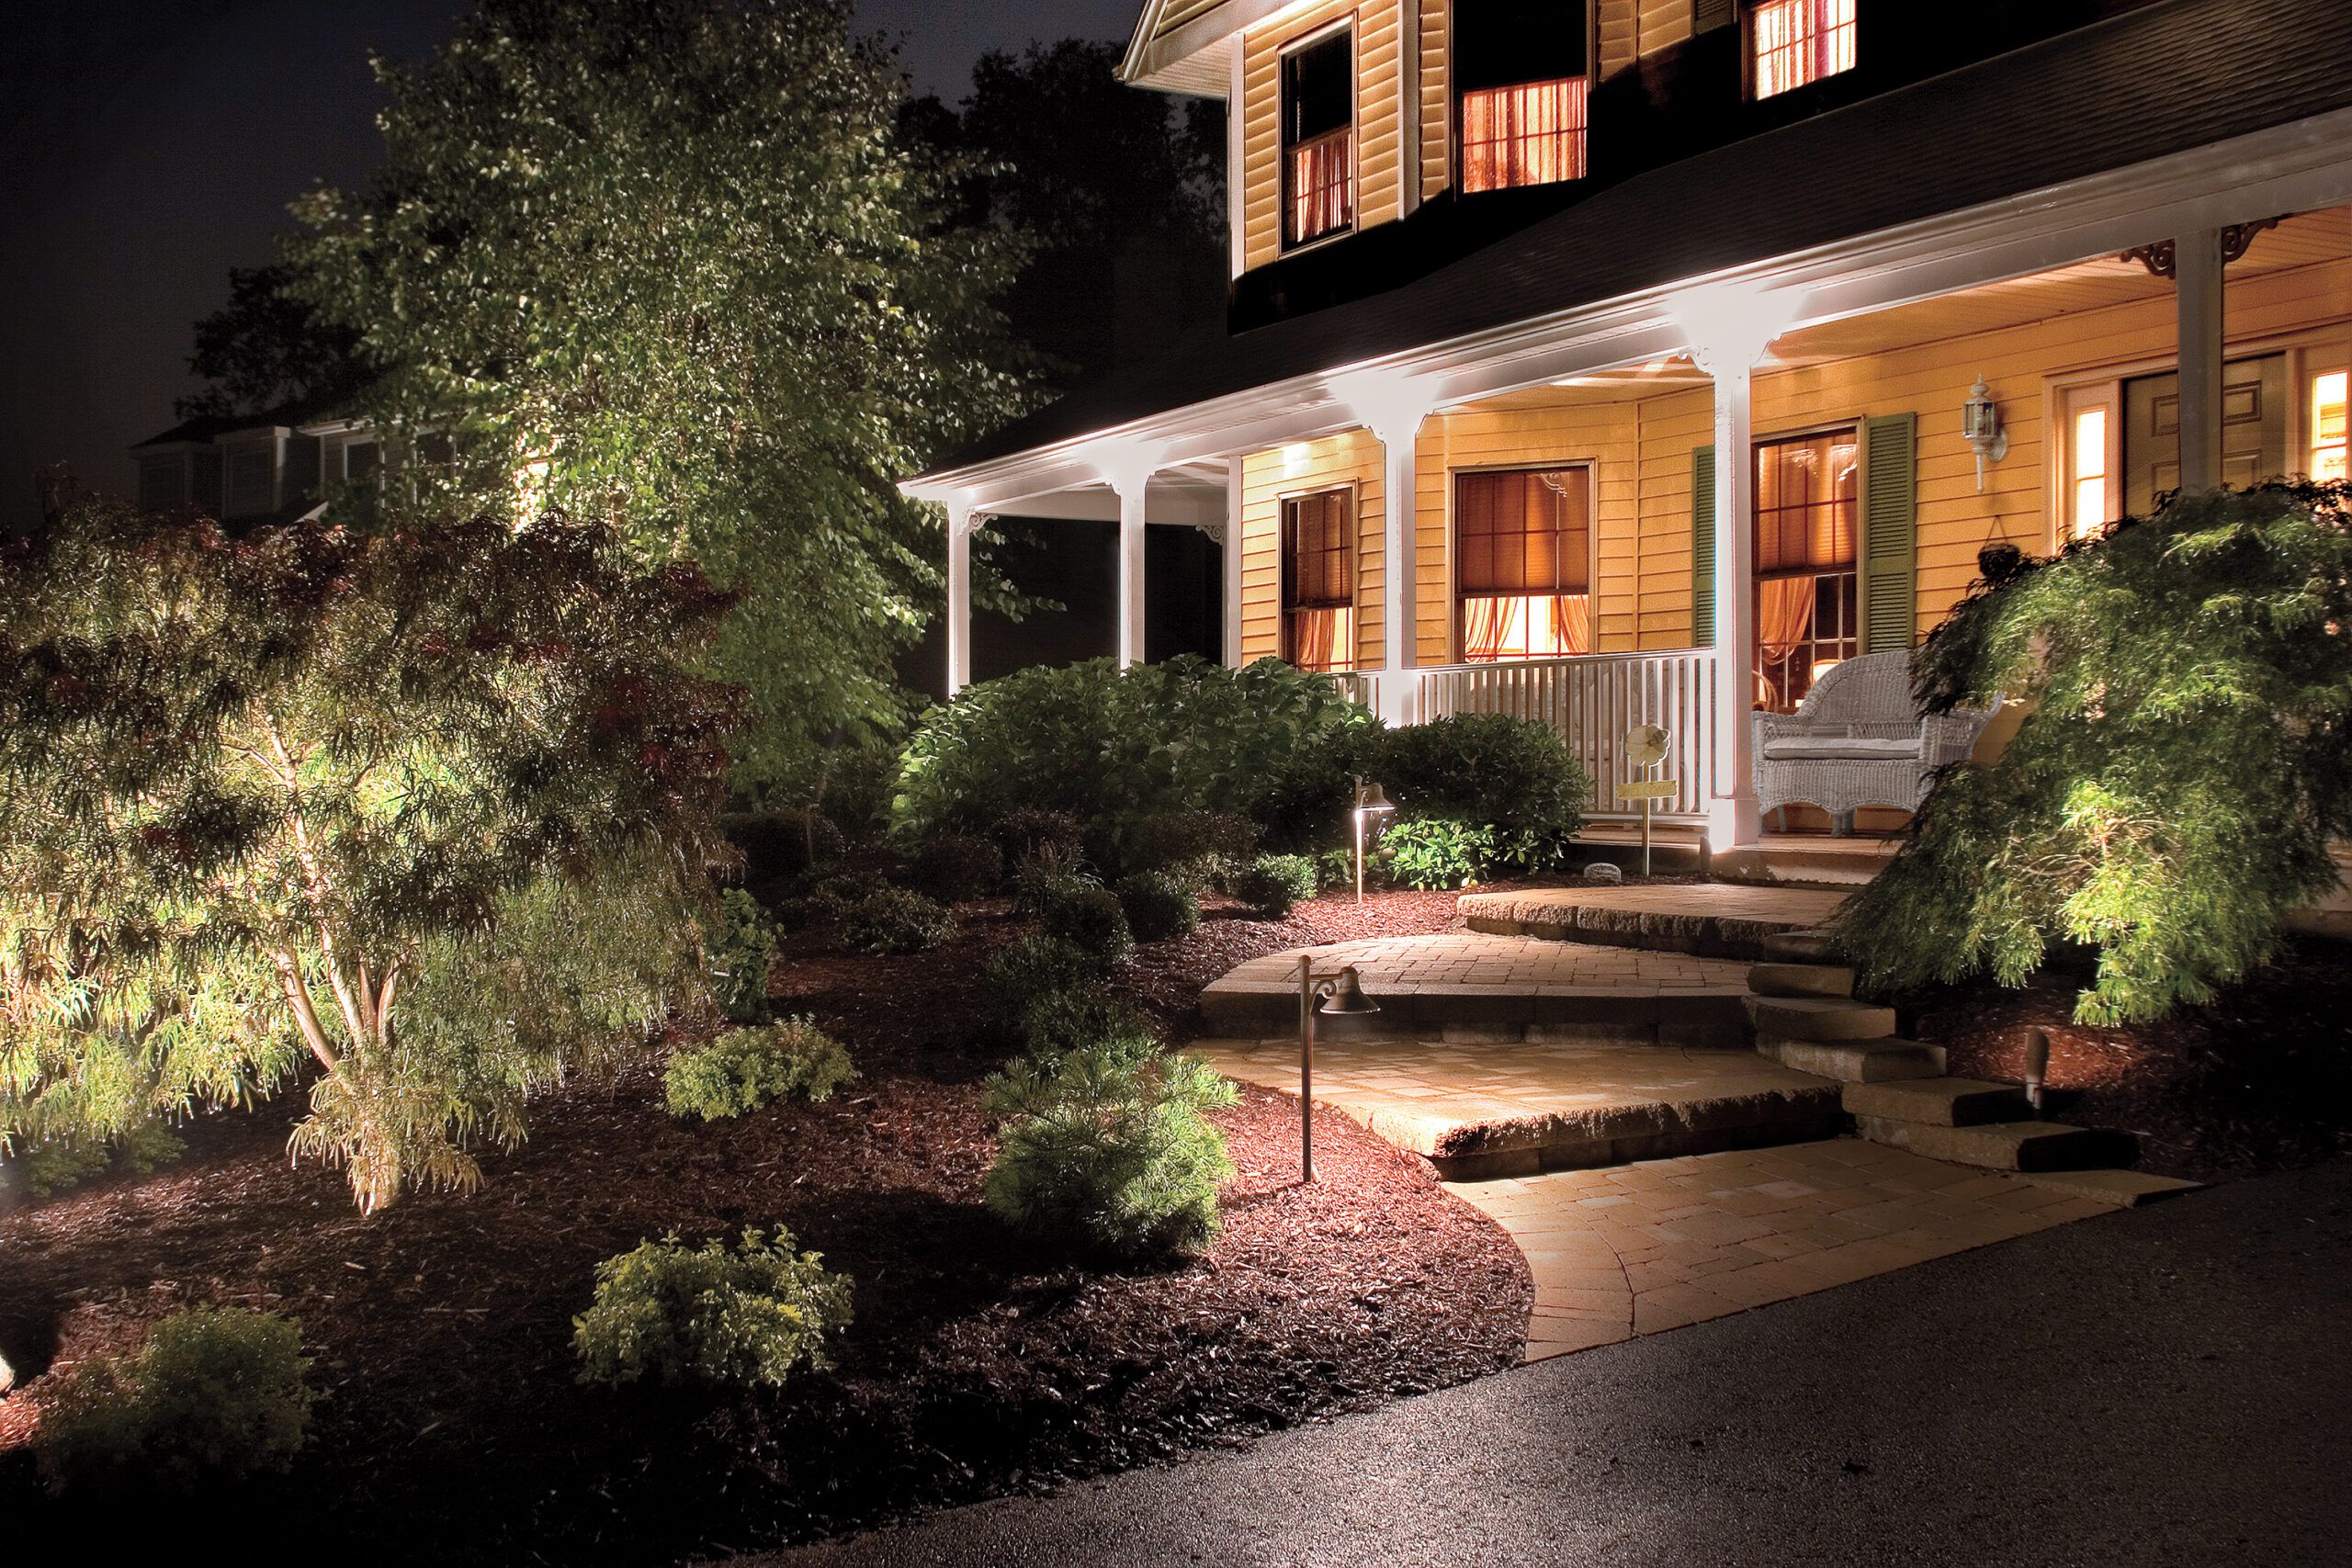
left=1449, top=1139, right=2111, bottom=1360
left=1211, top=932, right=1754, bottom=994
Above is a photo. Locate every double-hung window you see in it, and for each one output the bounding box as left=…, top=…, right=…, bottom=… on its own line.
left=1752, top=0, right=1857, bottom=99
left=1455, top=467, right=1593, bottom=660
left=1754, top=429, right=1860, bottom=711
left=1282, top=28, right=1355, bottom=248
left=1455, top=2, right=1591, bottom=194
left=1282, top=488, right=1357, bottom=671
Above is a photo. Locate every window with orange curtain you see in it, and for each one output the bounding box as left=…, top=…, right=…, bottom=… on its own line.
left=1283, top=488, right=1357, bottom=672
left=1456, top=467, right=1593, bottom=661
left=1753, top=0, right=1857, bottom=100
left=1754, top=430, right=1860, bottom=711
left=1454, top=2, right=1590, bottom=194
left=1282, top=29, right=1354, bottom=247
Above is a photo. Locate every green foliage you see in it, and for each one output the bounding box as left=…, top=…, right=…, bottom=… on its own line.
left=838, top=886, right=956, bottom=955
left=991, top=808, right=1086, bottom=863
left=979, top=935, right=1107, bottom=1038
left=1838, top=483, right=2352, bottom=1023
left=1013, top=867, right=1133, bottom=966
left=983, top=1044, right=1237, bottom=1259
left=573, top=1227, right=854, bottom=1388
left=1121, top=808, right=1261, bottom=886
left=708, top=890, right=780, bottom=1025
left=1114, top=872, right=1200, bottom=944
left=663, top=1020, right=857, bottom=1122
left=0, top=499, right=733, bottom=1213
left=1012, top=984, right=1158, bottom=1062
left=285, top=0, right=1030, bottom=787
left=908, top=833, right=1003, bottom=904
left=726, top=810, right=846, bottom=906
left=1372, top=714, right=1590, bottom=873
left=36, top=1307, right=313, bottom=1493
left=893, top=655, right=1379, bottom=850
left=1235, top=854, right=1319, bottom=919
left=16, top=1121, right=187, bottom=1201
left=1381, top=818, right=1499, bottom=891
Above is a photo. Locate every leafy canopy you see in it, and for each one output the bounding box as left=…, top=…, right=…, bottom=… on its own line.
left=1837, top=482, right=2352, bottom=1023
left=284, top=0, right=1030, bottom=787
left=0, top=498, right=736, bottom=1211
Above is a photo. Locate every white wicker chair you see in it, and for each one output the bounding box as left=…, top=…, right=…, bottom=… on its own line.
left=1752, top=650, right=1996, bottom=833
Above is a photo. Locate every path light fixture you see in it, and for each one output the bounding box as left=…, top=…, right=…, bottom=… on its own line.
left=2021, top=1026, right=2051, bottom=1116
left=1351, top=777, right=1396, bottom=903
left=1295, top=957, right=1379, bottom=1182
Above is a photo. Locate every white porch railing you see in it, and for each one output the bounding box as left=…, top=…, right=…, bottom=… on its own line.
left=1408, top=649, right=1719, bottom=821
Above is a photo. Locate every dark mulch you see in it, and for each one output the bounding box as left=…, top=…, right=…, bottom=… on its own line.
left=0, top=886, right=1526, bottom=1566
left=1906, top=937, right=2352, bottom=1180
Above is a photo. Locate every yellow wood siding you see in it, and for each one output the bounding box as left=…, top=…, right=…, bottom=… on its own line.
left=1636, top=0, right=1693, bottom=56
left=1597, top=0, right=1640, bottom=78
left=1238, top=431, right=1388, bottom=667
left=1240, top=2, right=1408, bottom=272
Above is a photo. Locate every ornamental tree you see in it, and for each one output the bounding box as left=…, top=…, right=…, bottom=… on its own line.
left=0, top=499, right=738, bottom=1211
left=1837, top=482, right=2352, bottom=1023
left=282, top=0, right=1031, bottom=789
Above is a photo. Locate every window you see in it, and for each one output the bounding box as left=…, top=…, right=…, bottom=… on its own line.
left=345, top=441, right=379, bottom=479
left=2312, top=370, right=2348, bottom=481
left=1282, top=28, right=1354, bottom=247
left=137, top=455, right=185, bottom=513
left=1754, top=429, right=1860, bottom=711
left=1752, top=0, right=1856, bottom=99
left=1455, top=467, right=1592, bottom=660
left=1455, top=2, right=1590, bottom=194
left=2062, top=386, right=2119, bottom=543
left=225, top=446, right=276, bottom=517
left=1282, top=488, right=1356, bottom=671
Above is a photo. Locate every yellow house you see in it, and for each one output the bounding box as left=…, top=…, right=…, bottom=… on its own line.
left=908, top=0, right=2352, bottom=852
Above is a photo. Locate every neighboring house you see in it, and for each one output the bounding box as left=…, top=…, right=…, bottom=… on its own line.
left=131, top=411, right=378, bottom=527
left=905, top=0, right=2352, bottom=848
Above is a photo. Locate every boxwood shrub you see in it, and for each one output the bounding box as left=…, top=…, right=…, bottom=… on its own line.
left=664, top=1020, right=857, bottom=1122
left=1235, top=853, right=1318, bottom=919
left=573, top=1227, right=853, bottom=1388
left=1114, top=871, right=1200, bottom=943
left=839, top=886, right=955, bottom=955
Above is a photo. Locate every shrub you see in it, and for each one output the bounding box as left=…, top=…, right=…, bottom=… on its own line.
left=893, top=655, right=1379, bottom=849
left=983, top=1045, right=1238, bottom=1258
left=1116, top=808, right=1261, bottom=884
left=17, top=1122, right=188, bottom=1201
left=573, top=1228, right=854, bottom=1389
left=1382, top=818, right=1498, bottom=891
left=980, top=935, right=1109, bottom=1036
left=727, top=809, right=847, bottom=904
left=708, top=888, right=779, bottom=1024
left=1371, top=713, right=1590, bottom=873
left=1014, top=866, right=1134, bottom=966
left=1114, top=871, right=1200, bottom=944
left=1838, top=484, right=2352, bottom=1024
left=1013, top=985, right=1159, bottom=1061
left=839, top=886, right=955, bottom=955
left=1235, top=853, right=1319, bottom=919
left=908, top=833, right=1003, bottom=903
left=991, top=807, right=1085, bottom=863
left=37, top=1307, right=313, bottom=1492
left=664, top=1020, right=858, bottom=1121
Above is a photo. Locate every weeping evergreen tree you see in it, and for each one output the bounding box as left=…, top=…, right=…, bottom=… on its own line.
left=0, top=499, right=739, bottom=1212
left=1837, top=481, right=2352, bottom=1024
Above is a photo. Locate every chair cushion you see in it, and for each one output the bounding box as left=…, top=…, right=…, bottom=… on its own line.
left=1760, top=736, right=1924, bottom=761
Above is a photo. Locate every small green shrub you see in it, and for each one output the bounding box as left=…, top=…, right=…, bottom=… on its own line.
left=1382, top=818, right=1498, bottom=890
left=983, top=1045, right=1238, bottom=1258
left=1114, top=871, right=1200, bottom=944
left=708, top=888, right=779, bottom=1024
left=1015, top=984, right=1158, bottom=1061
left=981, top=935, right=1109, bottom=1036
left=727, top=809, right=847, bottom=903
left=909, top=833, right=1003, bottom=903
left=36, top=1306, right=313, bottom=1492
left=573, top=1227, right=854, bottom=1389
left=1114, top=807, right=1261, bottom=883
left=1235, top=853, right=1319, bottom=918
left=1372, top=713, right=1590, bottom=874
left=1014, top=867, right=1134, bottom=966
left=17, top=1122, right=188, bottom=1201
left=991, top=807, right=1085, bottom=863
left=664, top=1020, right=858, bottom=1121
left=1313, top=847, right=1356, bottom=891
left=839, top=886, right=955, bottom=955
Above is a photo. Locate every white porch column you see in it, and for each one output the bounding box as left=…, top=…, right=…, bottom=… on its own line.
left=945, top=507, right=979, bottom=698
left=1372, top=413, right=1427, bottom=724
left=1223, top=462, right=1245, bottom=668
left=2174, top=227, right=2227, bottom=492
left=1108, top=464, right=1156, bottom=669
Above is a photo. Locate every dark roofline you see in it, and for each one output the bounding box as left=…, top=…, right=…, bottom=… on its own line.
left=922, top=0, right=2352, bottom=479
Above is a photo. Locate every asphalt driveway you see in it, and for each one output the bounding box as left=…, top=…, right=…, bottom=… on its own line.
left=734, top=1159, right=2352, bottom=1568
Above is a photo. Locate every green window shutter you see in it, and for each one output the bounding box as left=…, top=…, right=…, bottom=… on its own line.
left=1862, top=412, right=1919, bottom=655
left=1694, top=0, right=1736, bottom=33
left=1690, top=444, right=1716, bottom=648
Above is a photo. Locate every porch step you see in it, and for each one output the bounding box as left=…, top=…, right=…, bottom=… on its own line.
left=1758, top=1037, right=1946, bottom=1082
left=1852, top=1116, right=2122, bottom=1173
left=1746, top=962, right=1855, bottom=999
left=1841, top=1077, right=2030, bottom=1127
left=1744, top=994, right=1896, bottom=1042
left=2019, top=1168, right=2204, bottom=1209
left=1756, top=928, right=1839, bottom=964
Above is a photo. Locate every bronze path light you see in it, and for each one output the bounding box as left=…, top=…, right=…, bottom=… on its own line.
left=1295, top=958, right=1379, bottom=1181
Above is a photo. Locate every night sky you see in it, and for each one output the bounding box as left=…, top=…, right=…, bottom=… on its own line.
left=0, top=0, right=1143, bottom=530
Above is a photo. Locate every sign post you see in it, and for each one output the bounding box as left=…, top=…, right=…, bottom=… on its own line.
left=1614, top=724, right=1679, bottom=879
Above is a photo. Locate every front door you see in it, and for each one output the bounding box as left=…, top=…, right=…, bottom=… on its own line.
left=2122, top=353, right=2290, bottom=515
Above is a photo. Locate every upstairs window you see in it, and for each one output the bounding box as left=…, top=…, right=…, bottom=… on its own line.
left=1456, top=467, right=1593, bottom=660
left=1456, top=2, right=1590, bottom=193
left=1282, top=28, right=1354, bottom=248
left=1752, top=0, right=1856, bottom=99
left=1282, top=487, right=1357, bottom=671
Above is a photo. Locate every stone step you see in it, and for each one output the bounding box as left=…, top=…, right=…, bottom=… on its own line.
left=1744, top=994, right=1896, bottom=1042
left=1759, top=1037, right=1946, bottom=1082
left=1841, top=1077, right=2031, bottom=1127
left=2019, top=1168, right=2204, bottom=1209
left=1756, top=929, right=1840, bottom=964
left=1853, top=1116, right=2121, bottom=1172
left=1746, top=962, right=1856, bottom=999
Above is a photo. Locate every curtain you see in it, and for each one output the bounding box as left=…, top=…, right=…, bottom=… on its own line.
left=1461, top=79, right=1588, bottom=193
left=1288, top=132, right=1353, bottom=243
left=1548, top=593, right=1592, bottom=656
left=1462, top=596, right=1512, bottom=662
left=1757, top=576, right=1817, bottom=707
left=1290, top=608, right=1353, bottom=673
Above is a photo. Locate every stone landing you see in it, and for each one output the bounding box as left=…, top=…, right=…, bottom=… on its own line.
left=1459, top=884, right=1849, bottom=960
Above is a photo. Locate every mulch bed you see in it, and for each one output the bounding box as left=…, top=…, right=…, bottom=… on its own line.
left=0, top=886, right=1528, bottom=1565
left=1905, top=937, right=2352, bottom=1180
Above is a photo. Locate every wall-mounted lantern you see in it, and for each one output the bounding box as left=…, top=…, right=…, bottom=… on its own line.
left=1963, top=376, right=2008, bottom=491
